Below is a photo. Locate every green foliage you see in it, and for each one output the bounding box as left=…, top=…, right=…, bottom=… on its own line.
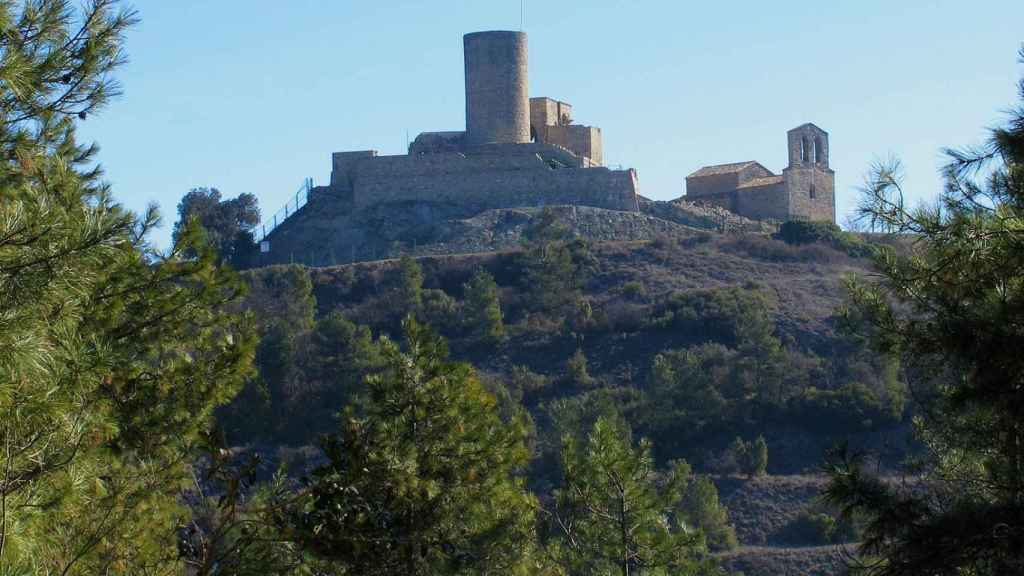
left=565, top=348, right=595, bottom=387
left=824, top=48, right=1024, bottom=575
left=680, top=476, right=739, bottom=552
left=728, top=438, right=751, bottom=476
left=778, top=510, right=837, bottom=546
left=463, top=268, right=505, bottom=344
left=241, top=264, right=317, bottom=333
left=643, top=283, right=905, bottom=466
left=509, top=364, right=552, bottom=403
left=422, top=287, right=459, bottom=330
left=774, top=502, right=859, bottom=546
left=549, top=416, right=718, bottom=575
left=521, top=208, right=596, bottom=314
left=775, top=219, right=871, bottom=258
left=179, top=440, right=311, bottom=576
left=726, top=437, right=769, bottom=478
left=752, top=436, right=769, bottom=477
left=652, top=285, right=777, bottom=349
left=290, top=318, right=540, bottom=575
left=220, top=307, right=382, bottom=445
left=620, top=281, right=647, bottom=301
left=173, top=186, right=260, bottom=267
left=776, top=220, right=842, bottom=244
left=0, top=2, right=256, bottom=571
left=397, top=255, right=424, bottom=316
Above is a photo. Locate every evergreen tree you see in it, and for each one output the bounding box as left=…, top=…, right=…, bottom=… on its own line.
left=0, top=1, right=255, bottom=572
left=291, top=318, right=541, bottom=576
left=680, top=477, right=738, bottom=552
left=824, top=48, right=1024, bottom=575
left=463, top=268, right=505, bottom=344
left=751, top=435, right=769, bottom=477
left=566, top=348, right=595, bottom=387
left=551, top=416, right=717, bottom=576
left=728, top=437, right=750, bottom=477
left=398, top=255, right=424, bottom=316
left=521, top=208, right=595, bottom=314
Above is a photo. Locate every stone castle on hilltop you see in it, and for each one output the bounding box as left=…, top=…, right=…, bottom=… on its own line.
left=256, top=30, right=835, bottom=265
left=684, top=123, right=835, bottom=222
left=323, top=31, right=638, bottom=215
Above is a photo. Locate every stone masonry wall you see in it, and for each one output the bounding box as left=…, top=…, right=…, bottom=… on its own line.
left=464, top=31, right=530, bottom=145
left=734, top=182, right=790, bottom=221
left=784, top=168, right=835, bottom=222
left=530, top=97, right=572, bottom=129
left=539, top=124, right=602, bottom=165
left=687, top=163, right=774, bottom=198
left=685, top=183, right=790, bottom=222
left=353, top=161, right=638, bottom=212
left=686, top=173, right=741, bottom=197
left=331, top=150, right=377, bottom=188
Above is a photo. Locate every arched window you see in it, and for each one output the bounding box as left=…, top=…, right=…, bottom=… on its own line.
left=809, top=183, right=817, bottom=199
left=800, top=138, right=808, bottom=162
left=814, top=136, right=824, bottom=164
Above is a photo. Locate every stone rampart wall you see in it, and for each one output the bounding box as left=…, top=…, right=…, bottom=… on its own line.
left=354, top=162, right=637, bottom=212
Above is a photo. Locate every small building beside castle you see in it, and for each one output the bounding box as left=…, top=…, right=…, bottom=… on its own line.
left=684, top=123, right=836, bottom=223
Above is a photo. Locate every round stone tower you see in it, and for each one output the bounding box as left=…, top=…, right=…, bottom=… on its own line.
left=463, top=31, right=529, bottom=146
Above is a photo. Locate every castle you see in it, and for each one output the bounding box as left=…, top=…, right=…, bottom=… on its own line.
left=256, top=31, right=835, bottom=265
left=321, top=31, right=638, bottom=215
left=684, top=123, right=835, bottom=222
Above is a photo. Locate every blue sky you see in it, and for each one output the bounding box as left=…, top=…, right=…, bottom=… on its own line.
left=80, top=1, right=1024, bottom=248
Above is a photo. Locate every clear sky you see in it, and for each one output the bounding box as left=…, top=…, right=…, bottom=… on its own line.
left=79, top=0, right=1024, bottom=248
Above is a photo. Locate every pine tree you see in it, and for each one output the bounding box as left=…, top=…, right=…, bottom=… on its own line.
left=0, top=2, right=255, bottom=572
left=680, top=477, right=738, bottom=552
left=521, top=208, right=595, bottom=314
left=751, top=435, right=769, bottom=477
left=291, top=317, right=541, bottom=576
left=463, top=268, right=505, bottom=344
left=398, top=254, right=424, bottom=316
left=551, top=416, right=718, bottom=576
left=824, top=47, right=1024, bottom=575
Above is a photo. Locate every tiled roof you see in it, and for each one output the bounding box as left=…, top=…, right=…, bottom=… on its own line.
left=687, top=161, right=760, bottom=178
left=737, top=175, right=784, bottom=188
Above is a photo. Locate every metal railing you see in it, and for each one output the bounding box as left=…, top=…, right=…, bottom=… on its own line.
left=255, top=178, right=313, bottom=244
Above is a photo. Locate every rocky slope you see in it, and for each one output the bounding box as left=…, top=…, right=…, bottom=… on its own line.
left=255, top=197, right=771, bottom=266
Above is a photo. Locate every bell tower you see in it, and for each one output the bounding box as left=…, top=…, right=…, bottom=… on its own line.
left=782, top=123, right=835, bottom=222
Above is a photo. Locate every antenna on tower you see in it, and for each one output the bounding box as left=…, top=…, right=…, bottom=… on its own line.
left=520, top=0, right=524, bottom=31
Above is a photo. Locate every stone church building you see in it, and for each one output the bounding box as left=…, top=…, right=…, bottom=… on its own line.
left=685, top=123, right=835, bottom=222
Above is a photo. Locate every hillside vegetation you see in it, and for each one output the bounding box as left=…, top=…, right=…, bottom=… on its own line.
left=215, top=213, right=913, bottom=574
